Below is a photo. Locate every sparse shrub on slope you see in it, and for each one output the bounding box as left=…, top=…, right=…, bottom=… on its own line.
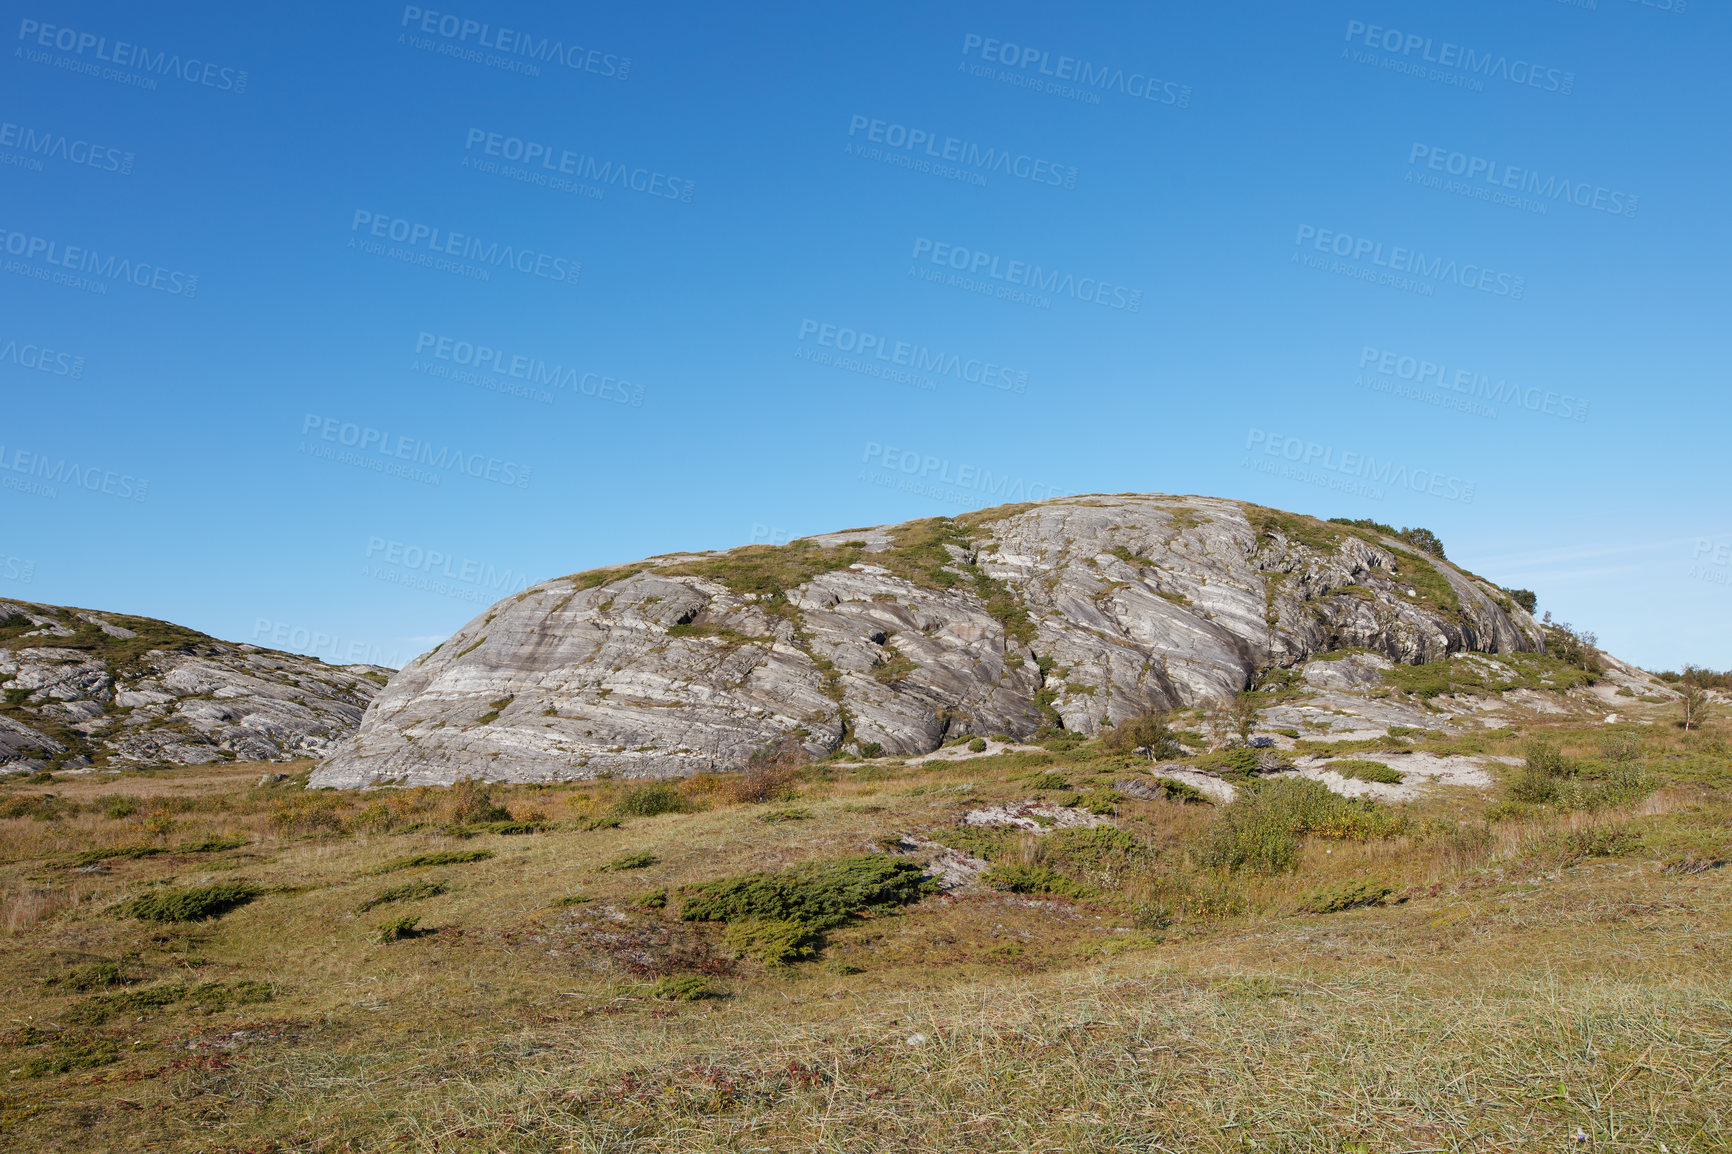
left=120, top=882, right=262, bottom=923
left=614, top=783, right=696, bottom=818
left=680, top=855, right=933, bottom=963
left=1194, top=777, right=1406, bottom=875
left=724, top=736, right=806, bottom=804
left=446, top=778, right=513, bottom=825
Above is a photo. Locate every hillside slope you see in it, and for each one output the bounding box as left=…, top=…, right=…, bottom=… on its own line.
left=0, top=600, right=388, bottom=772
left=314, top=495, right=1548, bottom=787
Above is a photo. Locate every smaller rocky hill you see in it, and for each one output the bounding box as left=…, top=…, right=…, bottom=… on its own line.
left=0, top=599, right=388, bottom=773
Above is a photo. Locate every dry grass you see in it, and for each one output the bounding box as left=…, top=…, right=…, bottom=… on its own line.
left=0, top=715, right=1727, bottom=1151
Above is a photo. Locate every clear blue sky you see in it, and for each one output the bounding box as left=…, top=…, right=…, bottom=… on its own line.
left=4, top=0, right=1727, bottom=671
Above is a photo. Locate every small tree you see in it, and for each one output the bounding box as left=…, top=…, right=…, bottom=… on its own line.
left=1679, top=665, right=1712, bottom=732
left=1229, top=692, right=1261, bottom=746
left=1507, top=588, right=1537, bottom=614
left=1204, top=704, right=1235, bottom=751
left=1108, top=711, right=1180, bottom=762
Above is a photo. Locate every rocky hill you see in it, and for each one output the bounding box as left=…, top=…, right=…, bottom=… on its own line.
left=313, top=495, right=1588, bottom=789
left=0, top=599, right=389, bottom=772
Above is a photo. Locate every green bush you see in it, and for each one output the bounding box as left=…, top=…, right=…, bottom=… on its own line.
left=1327, top=759, right=1404, bottom=785
left=651, top=975, right=723, bottom=1000
left=938, top=826, right=1012, bottom=862
left=67, top=980, right=270, bottom=1025
left=1194, top=778, right=1405, bottom=875
left=634, top=888, right=668, bottom=908
left=121, top=882, right=263, bottom=923
left=1193, top=801, right=1299, bottom=875
left=376, top=849, right=493, bottom=873
left=1082, top=788, right=1124, bottom=815
left=447, top=778, right=513, bottom=824
left=1554, top=765, right=1652, bottom=813
left=1195, top=748, right=1260, bottom=776
left=375, top=915, right=425, bottom=943
left=48, top=962, right=127, bottom=991
left=967, top=738, right=988, bottom=752
left=984, top=862, right=1085, bottom=897
left=1296, top=879, right=1394, bottom=914
left=1038, top=826, right=1148, bottom=877
left=724, top=918, right=821, bottom=964
left=1507, top=765, right=1558, bottom=804
left=1029, top=772, right=1070, bottom=790
left=20, top=1040, right=118, bottom=1078
left=1561, top=824, right=1643, bottom=859
left=598, top=851, right=658, bottom=872
left=613, top=784, right=695, bottom=818
left=682, top=855, right=932, bottom=928
left=355, top=878, right=447, bottom=914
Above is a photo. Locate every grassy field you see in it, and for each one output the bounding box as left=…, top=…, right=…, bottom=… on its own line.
left=1, top=710, right=1729, bottom=1152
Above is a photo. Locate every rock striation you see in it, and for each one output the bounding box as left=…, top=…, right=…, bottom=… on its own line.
left=313, top=495, right=1545, bottom=788
left=0, top=600, right=388, bottom=772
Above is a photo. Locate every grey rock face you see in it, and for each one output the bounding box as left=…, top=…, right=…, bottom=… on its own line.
left=314, top=495, right=1544, bottom=788
left=0, top=600, right=388, bottom=772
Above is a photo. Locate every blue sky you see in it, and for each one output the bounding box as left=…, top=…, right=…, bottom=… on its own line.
left=3, top=0, right=1727, bottom=671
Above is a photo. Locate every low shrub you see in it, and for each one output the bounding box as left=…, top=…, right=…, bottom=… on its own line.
left=268, top=795, right=351, bottom=838
left=613, top=784, right=696, bottom=818
left=757, top=808, right=811, bottom=824
left=984, top=862, right=1086, bottom=897
left=47, top=962, right=127, bottom=991
left=20, top=1040, right=118, bottom=1078
left=967, top=738, right=987, bottom=753
left=937, top=826, right=1012, bottom=862
left=68, top=980, right=270, bottom=1025
left=1195, top=748, right=1260, bottom=776
left=724, top=737, right=806, bottom=804
left=0, top=794, right=66, bottom=821
left=1082, top=788, right=1123, bottom=815
left=651, top=975, right=723, bottom=1001
left=121, top=882, right=262, bottom=923
left=375, top=850, right=492, bottom=873
left=375, top=915, right=425, bottom=943
left=355, top=878, right=448, bottom=914
left=1296, top=878, right=1394, bottom=914
left=1029, top=772, right=1071, bottom=790
left=447, top=778, right=513, bottom=825
left=1328, top=759, right=1404, bottom=785
left=1194, top=778, right=1406, bottom=874
left=681, top=855, right=931, bottom=964
left=724, top=918, right=819, bottom=965
left=598, top=851, right=658, bottom=872
left=1561, top=823, right=1643, bottom=859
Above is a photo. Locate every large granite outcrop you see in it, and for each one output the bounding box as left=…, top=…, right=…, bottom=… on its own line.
left=313, top=495, right=1544, bottom=788
left=0, top=600, right=388, bottom=771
